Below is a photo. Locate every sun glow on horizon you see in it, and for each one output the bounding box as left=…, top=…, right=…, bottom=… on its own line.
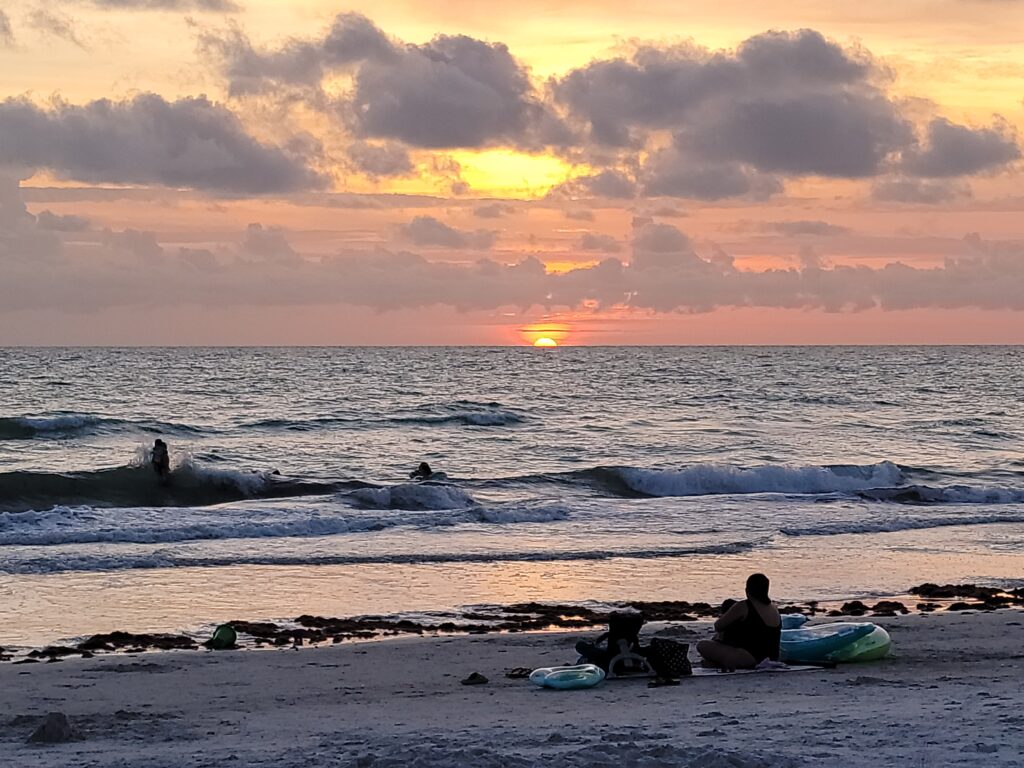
left=521, top=323, right=571, bottom=346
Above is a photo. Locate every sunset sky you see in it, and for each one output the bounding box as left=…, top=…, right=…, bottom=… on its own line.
left=1, top=0, right=1023, bottom=344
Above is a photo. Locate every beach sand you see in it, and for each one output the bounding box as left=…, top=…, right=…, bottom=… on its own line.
left=2, top=610, right=1022, bottom=767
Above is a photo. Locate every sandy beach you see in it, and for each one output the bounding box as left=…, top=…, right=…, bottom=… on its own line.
left=3, top=609, right=1022, bottom=767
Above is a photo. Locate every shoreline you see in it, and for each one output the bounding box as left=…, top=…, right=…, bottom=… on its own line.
left=3, top=608, right=1023, bottom=767
left=5, top=582, right=1022, bottom=663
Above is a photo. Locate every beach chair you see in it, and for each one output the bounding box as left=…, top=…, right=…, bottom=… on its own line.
left=574, top=611, right=655, bottom=678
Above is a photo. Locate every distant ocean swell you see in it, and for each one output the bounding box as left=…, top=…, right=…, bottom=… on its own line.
left=0, top=414, right=207, bottom=440
left=0, top=402, right=526, bottom=442
left=0, top=462, right=350, bottom=513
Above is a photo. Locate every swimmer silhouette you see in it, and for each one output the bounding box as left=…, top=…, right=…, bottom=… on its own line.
left=151, top=439, right=170, bottom=478
left=409, top=462, right=434, bottom=481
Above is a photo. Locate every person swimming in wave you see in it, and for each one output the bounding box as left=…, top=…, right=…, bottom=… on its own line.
left=409, top=462, right=434, bottom=481
left=151, top=439, right=170, bottom=478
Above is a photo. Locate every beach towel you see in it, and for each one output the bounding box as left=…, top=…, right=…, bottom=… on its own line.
left=690, top=663, right=821, bottom=677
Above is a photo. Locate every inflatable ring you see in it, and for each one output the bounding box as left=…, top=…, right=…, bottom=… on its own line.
left=529, top=664, right=605, bottom=690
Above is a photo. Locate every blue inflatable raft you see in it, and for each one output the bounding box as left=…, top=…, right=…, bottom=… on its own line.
left=780, top=622, right=891, bottom=663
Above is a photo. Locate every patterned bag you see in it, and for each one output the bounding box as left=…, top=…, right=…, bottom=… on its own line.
left=647, top=638, right=693, bottom=678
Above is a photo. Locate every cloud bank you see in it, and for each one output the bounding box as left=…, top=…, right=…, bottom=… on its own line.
left=3, top=180, right=1021, bottom=316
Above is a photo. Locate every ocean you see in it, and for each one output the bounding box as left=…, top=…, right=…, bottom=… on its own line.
left=1, top=346, right=1022, bottom=646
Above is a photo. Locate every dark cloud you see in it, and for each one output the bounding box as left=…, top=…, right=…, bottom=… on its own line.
left=200, top=13, right=395, bottom=96
left=902, top=118, right=1021, bottom=177
left=400, top=215, right=496, bottom=249
left=871, top=177, right=971, bottom=204
left=734, top=29, right=874, bottom=84
left=0, top=10, right=14, bottom=46
left=35, top=210, right=91, bottom=232
left=556, top=169, right=636, bottom=199
left=321, top=11, right=396, bottom=66
left=205, top=14, right=568, bottom=150
left=200, top=30, right=326, bottom=96
left=473, top=203, right=516, bottom=218
left=350, top=34, right=559, bottom=148
left=553, top=30, right=882, bottom=148
left=0, top=94, right=326, bottom=194
left=681, top=91, right=910, bottom=177
left=346, top=141, right=413, bottom=177
left=579, top=233, right=621, bottom=253
left=553, top=29, right=920, bottom=184
left=641, top=149, right=782, bottom=200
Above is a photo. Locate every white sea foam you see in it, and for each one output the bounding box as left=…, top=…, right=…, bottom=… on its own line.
left=181, top=457, right=275, bottom=496
left=471, top=503, right=571, bottom=524
left=350, top=483, right=477, bottom=510
left=0, top=499, right=571, bottom=548
left=615, top=461, right=905, bottom=497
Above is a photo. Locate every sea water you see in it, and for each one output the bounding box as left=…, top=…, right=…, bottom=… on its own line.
left=1, top=346, right=1022, bottom=645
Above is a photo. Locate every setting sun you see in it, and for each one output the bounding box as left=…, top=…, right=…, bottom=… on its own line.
left=533, top=337, right=558, bottom=347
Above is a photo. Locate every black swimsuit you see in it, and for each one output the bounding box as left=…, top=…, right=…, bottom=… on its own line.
left=722, top=600, right=781, bottom=663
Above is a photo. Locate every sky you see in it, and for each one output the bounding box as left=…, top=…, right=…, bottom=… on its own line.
left=1, top=1, right=1023, bottom=345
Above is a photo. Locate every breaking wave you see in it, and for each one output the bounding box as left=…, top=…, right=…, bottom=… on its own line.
left=602, top=461, right=905, bottom=498
left=348, top=482, right=478, bottom=511
left=0, top=460, right=346, bottom=513
left=243, top=401, right=525, bottom=431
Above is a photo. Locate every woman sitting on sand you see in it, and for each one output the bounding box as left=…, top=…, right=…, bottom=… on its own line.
left=697, top=573, right=781, bottom=670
